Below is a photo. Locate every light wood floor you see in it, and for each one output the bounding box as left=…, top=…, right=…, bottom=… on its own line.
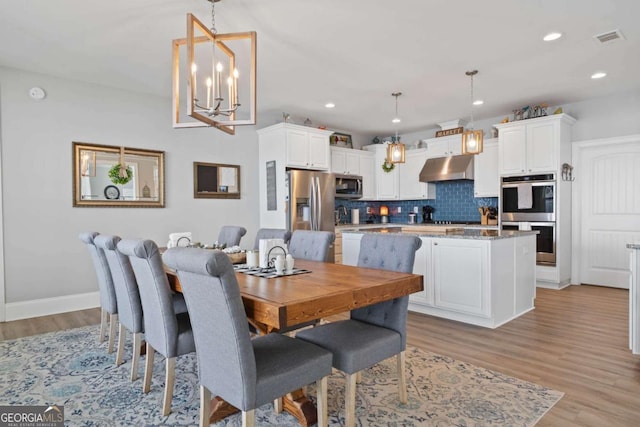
left=2, top=285, right=639, bottom=425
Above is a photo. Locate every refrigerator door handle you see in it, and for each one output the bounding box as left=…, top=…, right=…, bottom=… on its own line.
left=315, top=176, right=322, bottom=231
left=309, top=179, right=316, bottom=230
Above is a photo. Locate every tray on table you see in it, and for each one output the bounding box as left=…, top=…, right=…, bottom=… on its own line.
left=233, top=264, right=312, bottom=279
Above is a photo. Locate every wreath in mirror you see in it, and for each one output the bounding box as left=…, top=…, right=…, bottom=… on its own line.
left=108, top=164, right=133, bottom=185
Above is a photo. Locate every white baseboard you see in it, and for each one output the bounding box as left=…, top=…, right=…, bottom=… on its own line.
left=4, top=292, right=100, bottom=322
left=536, top=280, right=571, bottom=290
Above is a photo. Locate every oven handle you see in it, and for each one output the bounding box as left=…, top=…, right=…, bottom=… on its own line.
left=501, top=182, right=556, bottom=188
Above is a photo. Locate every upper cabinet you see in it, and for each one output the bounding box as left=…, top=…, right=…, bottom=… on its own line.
left=330, top=146, right=361, bottom=175
left=363, top=145, right=435, bottom=200
left=496, top=114, right=576, bottom=176
left=331, top=146, right=375, bottom=199
left=258, top=123, right=333, bottom=171
left=473, top=138, right=499, bottom=197
left=425, top=135, right=463, bottom=158
left=400, top=149, right=436, bottom=199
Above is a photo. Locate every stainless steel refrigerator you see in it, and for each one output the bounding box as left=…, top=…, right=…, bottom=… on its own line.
left=286, top=169, right=336, bottom=262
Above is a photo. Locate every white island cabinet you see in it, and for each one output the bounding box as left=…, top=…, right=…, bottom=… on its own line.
left=342, top=228, right=537, bottom=328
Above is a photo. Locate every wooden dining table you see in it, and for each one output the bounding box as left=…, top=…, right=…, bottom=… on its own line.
left=165, top=258, right=423, bottom=426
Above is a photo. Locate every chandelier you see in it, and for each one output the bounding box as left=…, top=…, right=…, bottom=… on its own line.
left=386, top=92, right=406, bottom=164
left=172, top=0, right=256, bottom=134
left=461, top=70, right=483, bottom=154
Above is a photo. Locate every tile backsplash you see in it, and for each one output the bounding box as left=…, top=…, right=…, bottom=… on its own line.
left=335, top=181, right=498, bottom=224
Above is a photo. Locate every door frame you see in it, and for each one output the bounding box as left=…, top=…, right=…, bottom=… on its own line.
left=571, top=133, right=640, bottom=285
left=0, top=108, right=5, bottom=321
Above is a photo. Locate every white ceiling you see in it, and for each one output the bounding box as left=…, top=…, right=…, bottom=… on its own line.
left=1, top=0, right=638, bottom=138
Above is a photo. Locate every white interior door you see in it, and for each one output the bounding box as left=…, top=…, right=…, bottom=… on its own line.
left=574, top=135, right=640, bottom=288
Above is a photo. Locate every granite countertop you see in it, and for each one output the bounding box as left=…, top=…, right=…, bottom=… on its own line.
left=340, top=225, right=538, bottom=240
left=628, top=244, right=640, bottom=250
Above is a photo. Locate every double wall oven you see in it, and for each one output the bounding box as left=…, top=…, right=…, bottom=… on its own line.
left=500, top=174, right=556, bottom=266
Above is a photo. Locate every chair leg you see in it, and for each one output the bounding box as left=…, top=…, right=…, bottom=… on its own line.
left=273, top=397, right=283, bottom=413
left=115, top=324, right=126, bottom=366
left=242, top=410, right=255, bottom=427
left=143, top=343, right=154, bottom=393
left=345, top=372, right=357, bottom=427
left=397, top=351, right=407, bottom=404
left=162, top=357, right=176, bottom=416
left=99, top=309, right=107, bottom=343
left=107, top=313, right=118, bottom=353
left=199, top=385, right=211, bottom=427
left=316, top=376, right=328, bottom=427
left=130, top=332, right=142, bottom=381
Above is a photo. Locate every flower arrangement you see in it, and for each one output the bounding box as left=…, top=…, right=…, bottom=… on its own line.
left=381, top=160, right=395, bottom=173
left=108, top=164, right=133, bottom=185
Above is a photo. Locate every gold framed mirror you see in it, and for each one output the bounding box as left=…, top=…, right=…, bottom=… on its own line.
left=193, top=162, right=241, bottom=199
left=73, top=142, right=165, bottom=208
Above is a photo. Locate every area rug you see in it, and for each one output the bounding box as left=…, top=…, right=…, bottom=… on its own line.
left=0, top=325, right=563, bottom=426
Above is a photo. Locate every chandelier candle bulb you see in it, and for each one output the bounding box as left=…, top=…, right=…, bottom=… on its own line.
left=206, top=77, right=212, bottom=108
left=191, top=63, right=197, bottom=97
left=216, top=62, right=223, bottom=98
left=233, top=68, right=239, bottom=105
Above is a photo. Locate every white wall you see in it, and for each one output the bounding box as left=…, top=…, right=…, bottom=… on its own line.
left=0, top=66, right=260, bottom=317
left=400, top=89, right=640, bottom=145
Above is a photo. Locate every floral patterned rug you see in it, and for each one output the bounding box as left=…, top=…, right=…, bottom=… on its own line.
left=0, top=325, right=562, bottom=426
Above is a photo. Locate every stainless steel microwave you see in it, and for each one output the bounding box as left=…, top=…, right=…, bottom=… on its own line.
left=335, top=174, right=363, bottom=199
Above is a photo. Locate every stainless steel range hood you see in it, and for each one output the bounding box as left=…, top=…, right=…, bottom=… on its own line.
left=419, top=155, right=475, bottom=182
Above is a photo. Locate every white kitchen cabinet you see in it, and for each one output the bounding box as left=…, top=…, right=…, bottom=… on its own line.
left=432, top=238, right=490, bottom=317
left=258, top=123, right=332, bottom=171
left=341, top=232, right=362, bottom=266
left=473, top=138, right=499, bottom=197
left=496, top=114, right=576, bottom=176
left=358, top=150, right=376, bottom=199
left=399, top=149, right=436, bottom=199
left=410, top=238, right=433, bottom=306
left=341, top=230, right=537, bottom=328
left=364, top=144, right=399, bottom=200
left=363, top=144, right=435, bottom=200
left=425, top=135, right=463, bottom=158
left=330, top=146, right=360, bottom=175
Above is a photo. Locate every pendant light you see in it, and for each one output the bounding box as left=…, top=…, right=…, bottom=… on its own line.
left=172, top=0, right=257, bottom=134
left=386, top=92, right=406, bottom=164
left=461, top=70, right=483, bottom=155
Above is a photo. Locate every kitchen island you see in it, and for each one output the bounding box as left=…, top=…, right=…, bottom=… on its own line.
left=341, top=225, right=538, bottom=328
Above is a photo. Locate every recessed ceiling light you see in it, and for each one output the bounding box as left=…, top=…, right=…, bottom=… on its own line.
left=591, top=72, right=607, bottom=79
left=543, top=32, right=563, bottom=41
left=473, top=100, right=484, bottom=106
left=324, top=102, right=335, bottom=108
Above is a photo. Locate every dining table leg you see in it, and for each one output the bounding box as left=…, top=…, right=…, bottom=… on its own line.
left=207, top=387, right=315, bottom=426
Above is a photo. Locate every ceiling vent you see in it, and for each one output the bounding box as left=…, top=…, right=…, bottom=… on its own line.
left=594, top=29, right=625, bottom=44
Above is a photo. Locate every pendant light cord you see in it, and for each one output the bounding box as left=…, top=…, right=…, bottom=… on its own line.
left=466, top=70, right=477, bottom=131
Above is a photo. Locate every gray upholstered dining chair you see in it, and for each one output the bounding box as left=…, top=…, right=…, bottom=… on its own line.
left=253, top=228, right=292, bottom=250
left=94, top=234, right=144, bottom=377
left=217, top=225, right=247, bottom=247
left=78, top=231, right=118, bottom=353
left=117, top=238, right=195, bottom=416
left=296, top=233, right=422, bottom=427
left=162, top=247, right=333, bottom=427
left=287, top=230, right=335, bottom=262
